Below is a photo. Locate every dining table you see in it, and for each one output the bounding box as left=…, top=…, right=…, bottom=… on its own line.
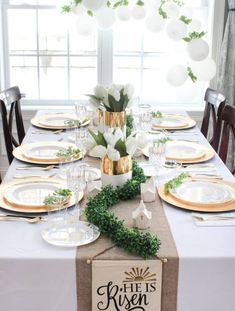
left=0, top=109, right=235, bottom=311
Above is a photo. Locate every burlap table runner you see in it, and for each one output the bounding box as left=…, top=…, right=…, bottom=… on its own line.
left=76, top=170, right=179, bottom=311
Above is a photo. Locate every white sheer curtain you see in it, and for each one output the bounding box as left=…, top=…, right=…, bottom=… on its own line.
left=217, top=0, right=235, bottom=106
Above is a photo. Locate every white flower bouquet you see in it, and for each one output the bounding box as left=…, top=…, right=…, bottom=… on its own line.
left=87, top=83, right=134, bottom=112
left=87, top=128, right=148, bottom=161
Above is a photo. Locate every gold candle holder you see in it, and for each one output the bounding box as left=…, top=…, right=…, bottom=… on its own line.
left=101, top=155, right=132, bottom=175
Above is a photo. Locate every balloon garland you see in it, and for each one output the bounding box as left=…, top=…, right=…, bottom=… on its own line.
left=62, top=0, right=216, bottom=85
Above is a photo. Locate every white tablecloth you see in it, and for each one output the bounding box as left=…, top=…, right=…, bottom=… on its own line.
left=0, top=110, right=235, bottom=311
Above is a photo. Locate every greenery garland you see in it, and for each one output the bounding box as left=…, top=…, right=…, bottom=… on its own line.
left=84, top=161, right=161, bottom=259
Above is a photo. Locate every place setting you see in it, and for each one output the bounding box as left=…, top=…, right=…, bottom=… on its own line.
left=31, top=112, right=90, bottom=130
left=158, top=172, right=235, bottom=213
left=13, top=141, right=82, bottom=165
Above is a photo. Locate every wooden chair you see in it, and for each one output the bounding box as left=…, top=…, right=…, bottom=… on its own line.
left=218, top=104, right=235, bottom=174
left=0, top=86, right=25, bottom=163
left=201, top=88, right=226, bottom=151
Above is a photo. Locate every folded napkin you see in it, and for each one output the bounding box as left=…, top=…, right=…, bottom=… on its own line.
left=192, top=213, right=235, bottom=227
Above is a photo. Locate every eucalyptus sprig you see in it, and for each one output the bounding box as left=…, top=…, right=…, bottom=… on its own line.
left=43, top=188, right=72, bottom=206
left=64, top=118, right=89, bottom=128
left=85, top=161, right=161, bottom=258
left=151, top=111, right=163, bottom=118
left=56, top=146, right=80, bottom=159
left=183, top=31, right=206, bottom=43
left=164, top=172, right=189, bottom=194
left=154, top=137, right=172, bottom=146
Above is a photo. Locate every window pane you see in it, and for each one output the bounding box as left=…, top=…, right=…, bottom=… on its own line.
left=38, top=10, right=67, bottom=54
left=8, top=9, right=37, bottom=54
left=9, top=56, right=38, bottom=99
left=70, top=56, right=96, bottom=99
left=39, top=56, right=68, bottom=99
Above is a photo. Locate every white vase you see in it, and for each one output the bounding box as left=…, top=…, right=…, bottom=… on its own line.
left=101, top=171, right=132, bottom=188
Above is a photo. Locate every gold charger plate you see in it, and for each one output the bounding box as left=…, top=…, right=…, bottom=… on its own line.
left=142, top=142, right=214, bottom=164
left=0, top=178, right=83, bottom=213
left=158, top=179, right=235, bottom=212
left=13, top=141, right=81, bottom=164
left=152, top=115, right=196, bottom=130
left=31, top=113, right=90, bottom=129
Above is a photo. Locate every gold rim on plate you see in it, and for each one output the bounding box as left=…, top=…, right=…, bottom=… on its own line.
left=0, top=178, right=83, bottom=213
left=31, top=113, right=90, bottom=129
left=142, top=141, right=215, bottom=164
left=13, top=141, right=81, bottom=164
left=152, top=115, right=196, bottom=130
left=158, top=179, right=235, bottom=212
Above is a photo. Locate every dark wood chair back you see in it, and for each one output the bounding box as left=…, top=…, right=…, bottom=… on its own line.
left=218, top=104, right=235, bottom=174
left=201, top=88, right=226, bottom=151
left=0, top=86, right=25, bottom=163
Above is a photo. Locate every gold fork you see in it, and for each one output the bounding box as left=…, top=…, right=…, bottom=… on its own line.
left=16, top=165, right=58, bottom=171
left=0, top=215, right=46, bottom=224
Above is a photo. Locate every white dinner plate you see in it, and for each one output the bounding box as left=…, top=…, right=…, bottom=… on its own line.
left=152, top=115, right=188, bottom=128
left=4, top=181, right=63, bottom=207
left=38, top=114, right=76, bottom=127
left=169, top=180, right=235, bottom=206
left=24, top=144, right=68, bottom=160
left=166, top=141, right=205, bottom=161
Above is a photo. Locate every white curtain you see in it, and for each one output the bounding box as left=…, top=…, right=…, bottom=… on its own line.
left=217, top=0, right=235, bottom=106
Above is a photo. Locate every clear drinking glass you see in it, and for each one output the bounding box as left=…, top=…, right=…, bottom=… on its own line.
left=140, top=109, right=152, bottom=131
left=75, top=101, right=87, bottom=123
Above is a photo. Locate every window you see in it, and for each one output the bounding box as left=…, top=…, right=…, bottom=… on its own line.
left=0, top=0, right=217, bottom=108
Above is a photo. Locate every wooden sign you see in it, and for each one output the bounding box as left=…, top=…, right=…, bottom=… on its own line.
left=92, top=259, right=162, bottom=311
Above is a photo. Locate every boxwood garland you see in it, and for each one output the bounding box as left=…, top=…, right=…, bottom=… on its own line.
left=84, top=161, right=161, bottom=259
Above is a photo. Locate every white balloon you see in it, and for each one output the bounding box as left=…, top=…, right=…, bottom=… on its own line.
left=95, top=7, right=116, bottom=29
left=187, top=38, right=209, bottom=61
left=190, top=58, right=217, bottom=81
left=163, top=2, right=180, bottom=19
left=188, top=19, right=201, bottom=32
left=83, top=0, right=106, bottom=11
left=75, top=16, right=95, bottom=36
left=167, top=19, right=187, bottom=41
left=145, top=14, right=165, bottom=33
left=132, top=5, right=146, bottom=20
left=167, top=65, right=188, bottom=86
left=72, top=4, right=86, bottom=16
left=117, top=6, right=131, bottom=21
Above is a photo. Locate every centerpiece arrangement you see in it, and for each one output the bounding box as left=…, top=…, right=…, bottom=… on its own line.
left=86, top=128, right=148, bottom=187
left=87, top=83, right=134, bottom=133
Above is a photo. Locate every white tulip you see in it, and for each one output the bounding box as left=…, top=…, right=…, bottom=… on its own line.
left=126, top=137, right=138, bottom=156
left=89, top=145, right=107, bottom=158
left=108, top=85, right=120, bottom=101
left=94, top=85, right=107, bottom=99
left=83, top=136, right=96, bottom=151
left=123, top=84, right=134, bottom=98
left=113, top=128, right=124, bottom=143
left=89, top=96, right=101, bottom=108
left=136, top=132, right=149, bottom=149
left=104, top=131, right=115, bottom=147
left=107, top=145, right=120, bottom=161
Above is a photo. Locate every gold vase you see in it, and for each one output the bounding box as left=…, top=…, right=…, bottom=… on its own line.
left=98, top=110, right=126, bottom=128
left=101, top=155, right=132, bottom=176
